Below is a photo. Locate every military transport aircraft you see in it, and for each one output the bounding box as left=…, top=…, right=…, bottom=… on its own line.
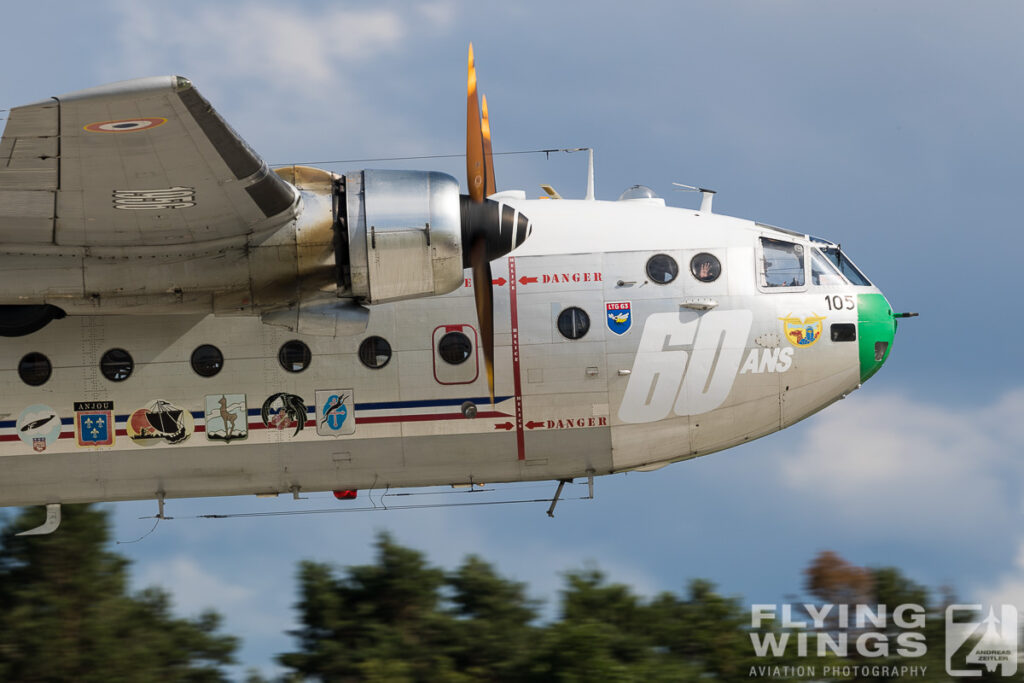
left=0, top=47, right=911, bottom=534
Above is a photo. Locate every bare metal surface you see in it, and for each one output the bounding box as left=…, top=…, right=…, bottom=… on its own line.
left=348, top=170, right=463, bottom=304
left=0, top=101, right=59, bottom=240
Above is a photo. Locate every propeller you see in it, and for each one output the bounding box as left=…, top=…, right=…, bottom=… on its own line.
left=466, top=43, right=487, bottom=204
left=465, top=43, right=500, bottom=404
left=480, top=94, right=496, bottom=197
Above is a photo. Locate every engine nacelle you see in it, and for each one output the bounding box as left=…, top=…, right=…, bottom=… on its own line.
left=259, top=166, right=529, bottom=336
left=343, top=170, right=464, bottom=305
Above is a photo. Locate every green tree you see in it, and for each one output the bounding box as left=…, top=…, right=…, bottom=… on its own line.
left=646, top=578, right=771, bottom=681
left=281, top=536, right=1023, bottom=682
left=447, top=554, right=540, bottom=680
left=281, top=536, right=783, bottom=682
left=280, top=532, right=459, bottom=681
left=0, top=504, right=237, bottom=682
left=529, top=569, right=742, bottom=681
left=528, top=566, right=650, bottom=681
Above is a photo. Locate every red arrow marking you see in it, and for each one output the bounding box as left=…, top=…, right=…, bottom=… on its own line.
left=494, top=422, right=514, bottom=431
left=519, top=276, right=538, bottom=285
left=492, top=277, right=507, bottom=286
left=525, top=420, right=545, bottom=430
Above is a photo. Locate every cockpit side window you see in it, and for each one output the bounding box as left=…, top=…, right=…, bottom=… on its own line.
left=760, top=237, right=805, bottom=287
left=821, top=247, right=872, bottom=286
left=811, top=248, right=846, bottom=286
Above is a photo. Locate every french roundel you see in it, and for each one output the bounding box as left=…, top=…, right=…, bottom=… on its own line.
left=83, top=117, right=168, bottom=133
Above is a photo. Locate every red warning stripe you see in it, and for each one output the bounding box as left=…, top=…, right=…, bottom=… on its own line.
left=508, top=256, right=526, bottom=460
left=356, top=411, right=506, bottom=425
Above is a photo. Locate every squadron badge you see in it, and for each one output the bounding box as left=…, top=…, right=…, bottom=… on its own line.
left=127, top=400, right=194, bottom=446
left=780, top=313, right=827, bottom=348
left=315, top=390, right=355, bottom=437
left=204, top=394, right=247, bottom=443
left=606, top=301, right=632, bottom=335
left=261, top=393, right=308, bottom=436
left=17, top=404, right=62, bottom=452
left=74, top=401, right=114, bottom=447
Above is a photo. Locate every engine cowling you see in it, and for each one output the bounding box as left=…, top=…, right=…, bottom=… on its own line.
left=343, top=170, right=464, bottom=304
left=258, top=167, right=530, bottom=336
left=340, top=169, right=529, bottom=304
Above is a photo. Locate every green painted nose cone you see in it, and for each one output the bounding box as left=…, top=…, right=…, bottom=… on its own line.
left=858, top=293, right=896, bottom=382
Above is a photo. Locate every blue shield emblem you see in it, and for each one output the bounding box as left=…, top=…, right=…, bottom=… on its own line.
left=324, top=398, right=347, bottom=430
left=606, top=301, right=632, bottom=335
left=74, top=401, right=114, bottom=447
left=315, top=390, right=356, bottom=436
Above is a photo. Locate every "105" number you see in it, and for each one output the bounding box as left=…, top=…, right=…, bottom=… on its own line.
left=825, top=295, right=855, bottom=311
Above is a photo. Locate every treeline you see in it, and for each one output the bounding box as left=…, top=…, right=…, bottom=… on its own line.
left=0, top=505, right=235, bottom=681
left=0, top=505, right=1015, bottom=682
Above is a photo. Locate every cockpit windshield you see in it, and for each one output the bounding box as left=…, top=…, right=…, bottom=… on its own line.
left=820, top=246, right=871, bottom=286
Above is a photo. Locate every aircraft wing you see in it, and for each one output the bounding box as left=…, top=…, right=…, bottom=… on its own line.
left=0, top=76, right=297, bottom=248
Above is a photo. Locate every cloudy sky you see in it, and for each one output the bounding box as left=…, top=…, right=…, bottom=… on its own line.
left=3, top=0, right=1023, bottom=677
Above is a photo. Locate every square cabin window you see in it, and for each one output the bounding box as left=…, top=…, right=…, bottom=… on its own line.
left=761, top=237, right=805, bottom=287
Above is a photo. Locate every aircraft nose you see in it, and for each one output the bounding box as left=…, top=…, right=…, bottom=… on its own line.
left=857, top=293, right=896, bottom=382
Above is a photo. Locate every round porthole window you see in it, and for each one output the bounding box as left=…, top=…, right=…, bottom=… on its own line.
left=100, top=348, right=133, bottom=382
left=358, top=336, right=392, bottom=369
left=278, top=340, right=311, bottom=373
left=18, top=352, right=52, bottom=386
left=646, top=254, right=679, bottom=284
left=438, top=331, right=472, bottom=365
left=690, top=252, right=721, bottom=282
left=190, top=344, right=224, bottom=377
left=557, top=307, right=590, bottom=340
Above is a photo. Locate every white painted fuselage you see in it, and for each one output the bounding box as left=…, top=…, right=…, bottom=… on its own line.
left=0, top=193, right=892, bottom=507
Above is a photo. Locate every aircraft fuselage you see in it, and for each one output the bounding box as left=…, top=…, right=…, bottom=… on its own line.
left=0, top=193, right=896, bottom=507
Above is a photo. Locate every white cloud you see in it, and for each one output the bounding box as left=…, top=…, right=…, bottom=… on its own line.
left=977, top=541, right=1024, bottom=614
left=109, top=2, right=416, bottom=90
left=104, top=0, right=462, bottom=163
left=137, top=555, right=252, bottom=616
left=415, top=1, right=457, bottom=28
left=134, top=553, right=294, bottom=639
left=778, top=389, right=1024, bottom=538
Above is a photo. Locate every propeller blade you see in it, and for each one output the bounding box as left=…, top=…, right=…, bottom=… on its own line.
left=466, top=44, right=486, bottom=203
left=481, top=94, right=496, bottom=197
left=467, top=44, right=496, bottom=402
left=470, top=237, right=495, bottom=403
